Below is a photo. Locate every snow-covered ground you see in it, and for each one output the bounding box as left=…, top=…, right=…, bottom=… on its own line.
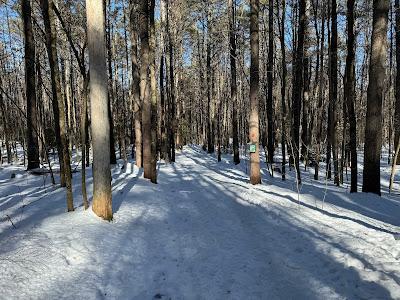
left=0, top=146, right=399, bottom=299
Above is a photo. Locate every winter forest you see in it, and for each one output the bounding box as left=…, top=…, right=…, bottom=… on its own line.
left=0, top=0, right=400, bottom=298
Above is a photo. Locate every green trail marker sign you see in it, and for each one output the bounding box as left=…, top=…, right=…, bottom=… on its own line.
left=249, top=144, right=256, bottom=153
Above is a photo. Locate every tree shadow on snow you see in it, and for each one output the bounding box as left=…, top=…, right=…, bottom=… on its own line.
left=0, top=148, right=398, bottom=299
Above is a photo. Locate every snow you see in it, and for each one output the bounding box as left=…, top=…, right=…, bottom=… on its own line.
left=0, top=146, right=399, bottom=299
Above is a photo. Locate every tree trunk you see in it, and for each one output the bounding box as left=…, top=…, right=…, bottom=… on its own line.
left=266, top=0, right=274, bottom=166
left=228, top=0, right=240, bottom=165
left=291, top=0, right=307, bottom=184
left=86, top=0, right=113, bottom=220
left=148, top=0, right=158, bottom=183
left=167, top=1, right=176, bottom=162
left=279, top=0, right=287, bottom=180
left=139, top=0, right=154, bottom=181
left=105, top=0, right=117, bottom=165
left=21, top=0, right=40, bottom=170
left=40, top=0, right=74, bottom=211
left=345, top=0, right=357, bottom=192
left=394, top=0, right=400, bottom=165
left=329, top=0, right=339, bottom=186
left=362, top=0, right=389, bottom=195
left=129, top=0, right=142, bottom=168
left=249, top=0, right=261, bottom=185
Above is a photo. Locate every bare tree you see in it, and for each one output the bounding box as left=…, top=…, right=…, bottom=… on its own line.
left=362, top=0, right=389, bottom=195
left=21, top=0, right=40, bottom=170
left=249, top=0, right=261, bottom=185
left=86, top=0, right=112, bottom=220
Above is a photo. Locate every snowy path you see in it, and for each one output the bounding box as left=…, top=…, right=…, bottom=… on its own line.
left=0, top=146, right=400, bottom=299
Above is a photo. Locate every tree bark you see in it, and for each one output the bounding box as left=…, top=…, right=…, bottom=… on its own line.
left=394, top=0, right=400, bottom=164
left=249, top=0, right=261, bottom=184
left=362, top=0, right=389, bottom=195
left=40, top=0, right=74, bottom=211
left=279, top=0, right=287, bottom=180
left=129, top=0, right=142, bottom=168
left=266, top=0, right=274, bottom=166
left=329, top=0, right=339, bottom=186
left=344, top=0, right=357, bottom=192
left=86, top=0, right=113, bottom=220
left=228, top=0, right=240, bottom=165
left=21, top=0, right=40, bottom=170
left=291, top=0, right=307, bottom=184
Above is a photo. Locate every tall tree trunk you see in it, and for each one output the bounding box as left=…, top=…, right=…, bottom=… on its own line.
left=394, top=0, right=400, bottom=165
left=139, top=0, right=154, bottom=180
left=314, top=1, right=325, bottom=180
left=330, top=0, right=339, bottom=186
left=148, top=0, right=157, bottom=183
left=21, top=0, right=40, bottom=170
left=167, top=1, right=176, bottom=162
left=279, top=0, right=287, bottom=180
left=362, top=0, right=389, bottom=195
left=345, top=0, right=357, bottom=192
left=291, top=0, right=307, bottom=184
left=86, top=0, right=112, bottom=220
left=228, top=0, right=240, bottom=165
left=129, top=0, right=142, bottom=168
left=206, top=11, right=214, bottom=154
left=266, top=0, right=274, bottom=166
left=105, top=0, right=117, bottom=165
left=159, top=0, right=169, bottom=162
left=40, top=0, right=74, bottom=211
left=81, top=78, right=89, bottom=209
left=249, top=0, right=261, bottom=184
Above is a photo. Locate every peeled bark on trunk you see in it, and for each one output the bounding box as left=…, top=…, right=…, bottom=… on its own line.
left=249, top=0, right=261, bottom=185
left=86, top=0, right=113, bottom=220
left=362, top=0, right=389, bottom=195
left=22, top=0, right=40, bottom=170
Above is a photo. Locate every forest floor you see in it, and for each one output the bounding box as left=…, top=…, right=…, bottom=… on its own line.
left=0, top=145, right=400, bottom=299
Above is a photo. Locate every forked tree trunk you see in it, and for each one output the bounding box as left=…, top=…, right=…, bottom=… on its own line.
left=86, top=0, right=112, bottom=220
left=362, top=0, right=389, bottom=195
left=40, top=0, right=74, bottom=211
